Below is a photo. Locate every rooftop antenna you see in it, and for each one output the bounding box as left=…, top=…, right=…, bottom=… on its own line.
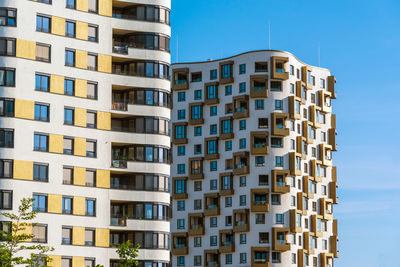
left=318, top=42, right=321, bottom=67
left=268, top=21, right=271, bottom=50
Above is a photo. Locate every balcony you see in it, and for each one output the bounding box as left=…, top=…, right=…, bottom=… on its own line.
left=328, top=76, right=337, bottom=99
left=172, top=177, right=188, bottom=200
left=289, top=209, right=303, bottom=233
left=318, top=90, right=332, bottom=113
left=320, top=198, right=334, bottom=220
left=251, top=247, right=270, bottom=267
left=329, top=181, right=338, bottom=204
left=233, top=209, right=249, bottom=233
left=172, top=233, right=188, bottom=255
left=250, top=75, right=268, bottom=98
left=301, top=66, right=313, bottom=90
left=189, top=102, right=204, bottom=125
left=110, top=216, right=127, bottom=226
left=172, top=68, right=189, bottom=90
left=111, top=115, right=169, bottom=136
left=329, top=128, right=338, bottom=151
left=219, top=230, right=235, bottom=253
left=172, top=122, right=188, bottom=145
left=112, top=32, right=170, bottom=54
left=219, top=61, right=234, bottom=84
left=112, top=41, right=129, bottom=54
left=319, top=144, right=333, bottom=167
left=271, top=56, right=289, bottom=80
left=288, top=96, right=302, bottom=120
left=111, top=159, right=127, bottom=169
left=271, top=113, right=289, bottom=136
left=204, top=250, right=220, bottom=267
left=251, top=189, right=269, bottom=212
left=110, top=174, right=169, bottom=192
left=289, top=152, right=303, bottom=176
left=204, top=193, right=220, bottom=216
left=112, top=88, right=171, bottom=109
left=233, top=151, right=249, bottom=175
left=112, top=3, right=170, bottom=25
left=250, top=131, right=269, bottom=155
left=271, top=170, right=290, bottom=193
left=219, top=172, right=234, bottom=196
left=233, top=95, right=249, bottom=119
left=272, top=228, right=290, bottom=251
left=188, top=213, right=205, bottom=236
left=112, top=59, right=170, bottom=80
left=204, top=137, right=219, bottom=160
left=219, top=116, right=234, bottom=140
left=204, top=82, right=219, bottom=105
left=189, top=157, right=204, bottom=180
left=321, top=253, right=334, bottom=267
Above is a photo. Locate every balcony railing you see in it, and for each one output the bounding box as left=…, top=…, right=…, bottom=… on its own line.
left=236, top=220, right=246, bottom=226
left=113, top=42, right=129, bottom=54
left=277, top=181, right=286, bottom=186
left=206, top=204, right=217, bottom=210
left=277, top=239, right=287, bottom=244
left=175, top=244, right=186, bottom=249
left=254, top=259, right=267, bottom=264
left=110, top=216, right=127, bottom=226
left=253, top=86, right=266, bottom=91
left=175, top=79, right=187, bottom=84
left=276, top=68, right=285, bottom=73
left=111, top=160, right=128, bottom=169
left=190, top=224, right=203, bottom=230
left=112, top=101, right=128, bottom=111
left=254, top=200, right=267, bottom=206
left=207, top=261, right=218, bottom=266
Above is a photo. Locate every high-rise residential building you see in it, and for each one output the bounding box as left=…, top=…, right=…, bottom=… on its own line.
left=170, top=50, right=338, bottom=267
left=0, top=0, right=171, bottom=266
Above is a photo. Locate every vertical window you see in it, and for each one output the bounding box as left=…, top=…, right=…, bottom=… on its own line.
left=88, top=25, right=98, bottom=42
left=86, top=140, right=96, bottom=157
left=240, top=234, right=246, bottom=244
left=210, top=179, right=217, bottom=190
left=64, top=79, right=75, bottom=95
left=178, top=92, right=185, bottom=102
left=239, top=195, right=246, bottom=206
left=86, top=111, right=96, bottom=128
left=63, top=137, right=73, bottom=154
left=0, top=69, right=15, bottom=86
left=33, top=163, right=48, bottom=182
left=210, top=161, right=217, bottom=172
left=255, top=99, right=264, bottom=110
left=210, top=106, right=217, bottom=116
left=0, top=8, right=17, bottom=26
left=177, top=164, right=185, bottom=174
left=210, top=69, right=217, bottom=80
left=0, top=98, right=14, bottom=116
left=194, top=90, right=202, bottom=100
left=85, top=170, right=96, bottom=187
left=61, top=258, right=72, bottom=267
left=64, top=108, right=74, bottom=125
left=194, top=181, right=202, bottom=191
left=85, top=198, right=95, bottom=216
left=239, top=64, right=246, bottom=74
left=239, top=138, right=246, bottom=149
left=177, top=146, right=185, bottom=156
left=65, top=21, right=76, bottom=37
left=34, top=133, right=48, bottom=152
left=0, top=190, right=12, bottom=209
left=177, top=256, right=185, bottom=266
left=177, top=200, right=185, bottom=211
left=87, top=82, right=98, bottom=99
left=177, top=219, right=185, bottom=229
left=36, top=15, right=51, bottom=33
left=239, top=120, right=246, bottom=130
left=0, top=160, right=13, bottom=178
left=84, top=229, right=95, bottom=246
left=62, top=197, right=72, bottom=214
left=239, top=82, right=246, bottom=93
left=36, top=43, right=51, bottom=62
left=194, top=126, right=202, bottom=136
left=275, top=100, right=283, bottom=110
left=177, top=109, right=185, bottom=120
left=62, top=227, right=72, bottom=244
left=0, top=38, right=16, bottom=56
left=63, top=167, right=73, bottom=184
left=88, top=0, right=98, bottom=13
left=194, top=255, right=201, bottom=266
left=225, top=85, right=232, bottom=95
left=34, top=103, right=49, bottom=122
left=87, top=54, right=97, bottom=71
left=240, top=253, right=247, bottom=263
left=225, top=140, right=232, bottom=151
left=240, top=176, right=246, bottom=187
left=32, top=194, right=47, bottom=212
left=0, top=129, right=13, bottom=148
left=290, top=65, right=294, bottom=75
left=65, top=50, right=75, bottom=67
left=226, top=254, right=232, bottom=265
left=84, top=259, right=95, bottom=267
left=35, top=74, right=50, bottom=92
left=275, top=156, right=283, bottom=167
left=276, top=214, right=284, bottom=224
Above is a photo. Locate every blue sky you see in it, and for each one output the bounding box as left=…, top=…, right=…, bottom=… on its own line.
left=170, top=0, right=400, bottom=266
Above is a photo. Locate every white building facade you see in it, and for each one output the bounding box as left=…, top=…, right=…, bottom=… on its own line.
left=170, top=50, right=338, bottom=267
left=0, top=0, right=171, bottom=266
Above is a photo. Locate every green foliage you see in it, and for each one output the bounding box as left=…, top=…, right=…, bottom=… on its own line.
left=0, top=197, right=54, bottom=267
left=116, top=240, right=140, bottom=267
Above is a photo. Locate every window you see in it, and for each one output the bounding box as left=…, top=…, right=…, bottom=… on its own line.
left=290, top=83, right=295, bottom=93
left=255, top=62, right=268, bottom=72
left=239, top=64, right=246, bottom=74
left=32, top=225, right=47, bottom=243
left=210, top=106, right=217, bottom=116
left=225, top=85, right=232, bottom=95
left=175, top=125, right=186, bottom=140
left=64, top=79, right=75, bottom=95
left=62, top=167, right=73, bottom=184
left=194, top=181, right=202, bottom=191
left=177, top=109, right=185, bottom=120
left=0, top=68, right=15, bottom=86
left=85, top=229, right=95, bottom=246
left=194, top=255, right=201, bottom=266
left=240, top=176, right=246, bottom=187
left=85, top=198, right=95, bottom=216
left=33, top=194, right=47, bottom=212
left=85, top=259, right=95, bottom=267
left=0, top=190, right=11, bottom=210
left=86, top=170, right=96, bottom=187
left=275, top=100, right=283, bottom=110
left=275, top=156, right=283, bottom=167
left=0, top=38, right=15, bottom=56
left=225, top=140, right=232, bottom=151
left=239, top=138, right=246, bottom=149
left=239, top=195, right=246, bottom=206
left=271, top=137, right=282, bottom=148
left=210, top=218, right=217, bottom=228
left=194, top=199, right=202, bottom=210
left=65, top=49, right=75, bottom=67
left=61, top=258, right=72, bottom=267
left=36, top=43, right=51, bottom=62
left=0, top=129, right=13, bottom=148
left=64, top=108, right=74, bottom=125
left=210, top=161, right=217, bottom=171
left=0, top=8, right=16, bottom=26
left=210, top=179, right=217, bottom=190
left=34, top=133, right=48, bottom=152
left=33, top=163, right=48, bottom=182
left=177, top=164, right=185, bottom=174
left=210, top=69, right=217, bottom=80
left=239, top=82, right=246, bottom=93
left=255, top=156, right=264, bottom=166
left=194, top=144, right=201, bottom=154
left=86, top=140, right=96, bottom=157
left=65, top=21, right=75, bottom=37
left=271, top=81, right=282, bottom=91
left=271, top=194, right=280, bottom=205
left=194, top=237, right=202, bottom=247
left=210, top=124, right=217, bottom=135
left=194, top=126, right=202, bottom=136
left=225, top=196, right=232, bottom=207
left=36, top=15, right=51, bottom=33
left=178, top=92, right=185, bottom=102
left=276, top=214, right=284, bottom=224
left=88, top=0, right=98, bottom=13
left=194, top=90, right=202, bottom=100
left=87, top=54, right=97, bottom=71
left=34, top=103, right=49, bottom=122
left=88, top=25, right=98, bottom=42
left=226, top=254, right=232, bottom=265
left=256, top=214, right=265, bottom=224
left=35, top=74, right=50, bottom=92
left=66, top=0, right=76, bottom=8
left=177, top=219, right=185, bottom=229
left=320, top=78, right=326, bottom=88
left=206, top=85, right=217, bottom=100
left=62, top=227, right=72, bottom=244
left=240, top=253, right=247, bottom=264
left=63, top=137, right=73, bottom=154
left=177, top=256, right=185, bottom=266
left=290, top=65, right=294, bottom=75
left=210, top=235, right=217, bottom=245
left=176, top=200, right=185, bottom=211
left=255, top=99, right=264, bottom=110
left=239, top=120, right=246, bottom=130
left=87, top=111, right=96, bottom=128
left=62, top=196, right=72, bottom=214
left=87, top=82, right=97, bottom=99
left=272, top=252, right=281, bottom=263
left=177, top=146, right=185, bottom=156
left=259, top=232, right=269, bottom=243
left=225, top=215, right=232, bottom=226
left=192, top=72, right=202, bottom=82
left=240, top=234, right=246, bottom=244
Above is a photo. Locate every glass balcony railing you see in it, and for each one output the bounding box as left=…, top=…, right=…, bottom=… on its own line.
left=207, top=261, right=218, bottom=266
left=277, top=239, right=287, bottom=244
left=111, top=160, right=128, bottom=169
left=253, top=86, right=266, bottom=91
left=276, top=68, right=285, bottom=73
left=254, top=259, right=267, bottom=264
left=175, top=244, right=186, bottom=249
left=190, top=224, right=203, bottom=230
left=207, top=204, right=217, bottom=210
left=110, top=216, right=127, bottom=226
left=277, top=181, right=286, bottom=186
left=113, top=43, right=129, bottom=54
left=175, top=79, right=187, bottom=84
left=254, top=143, right=267, bottom=148
left=254, top=200, right=267, bottom=206
left=236, top=221, right=245, bottom=226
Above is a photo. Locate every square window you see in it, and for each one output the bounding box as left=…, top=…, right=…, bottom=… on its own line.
left=192, top=72, right=202, bottom=82
left=34, top=103, right=49, bottom=122
left=259, top=175, right=268, bottom=186
left=258, top=118, right=268, bottom=128
left=256, top=214, right=265, bottom=224
left=272, top=252, right=281, bottom=263
left=271, top=194, right=280, bottom=205
left=259, top=232, right=269, bottom=243
left=35, top=74, right=50, bottom=92
left=239, top=82, right=246, bottom=93
left=255, top=156, right=264, bottom=166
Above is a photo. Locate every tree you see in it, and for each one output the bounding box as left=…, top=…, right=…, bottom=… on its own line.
left=0, top=197, right=54, bottom=267
left=115, top=240, right=140, bottom=267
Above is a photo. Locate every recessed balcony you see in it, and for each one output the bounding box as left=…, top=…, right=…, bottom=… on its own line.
left=233, top=151, right=249, bottom=175
left=251, top=189, right=269, bottom=212
left=271, top=56, right=289, bottom=80
left=172, top=232, right=188, bottom=255
left=219, top=229, right=235, bottom=253
left=233, top=95, right=249, bottom=119
left=250, top=75, right=268, bottom=98
left=188, top=213, right=205, bottom=236
left=233, top=209, right=250, bottom=233
left=204, top=193, right=220, bottom=216
left=272, top=228, right=291, bottom=251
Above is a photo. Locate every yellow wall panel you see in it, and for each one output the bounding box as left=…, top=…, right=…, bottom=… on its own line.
left=96, top=169, right=110, bottom=188
left=76, top=21, right=88, bottom=40
left=14, top=99, right=34, bottom=120
left=95, top=228, right=110, bottom=247
left=73, top=167, right=86, bottom=186
left=74, top=108, right=87, bottom=127
left=49, top=134, right=63, bottom=154
left=99, top=0, right=112, bottom=16
left=49, top=255, right=61, bottom=267
left=75, top=50, right=88, bottom=69
left=74, top=137, right=86, bottom=157
left=72, top=227, right=85, bottom=246
left=76, top=0, right=88, bottom=12
left=16, top=39, right=36, bottom=60
left=73, top=196, right=85, bottom=216
left=13, top=160, right=33, bottom=180
left=98, top=54, right=112, bottom=73
left=97, top=111, right=111, bottom=130
left=48, top=194, right=62, bottom=214
left=51, top=16, right=66, bottom=36
left=75, top=79, right=87, bottom=98
left=14, top=222, right=32, bottom=241
left=50, top=75, right=64, bottom=94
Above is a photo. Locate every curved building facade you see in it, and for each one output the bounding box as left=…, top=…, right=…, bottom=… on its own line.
left=170, top=50, right=338, bottom=267
left=0, top=0, right=171, bottom=266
